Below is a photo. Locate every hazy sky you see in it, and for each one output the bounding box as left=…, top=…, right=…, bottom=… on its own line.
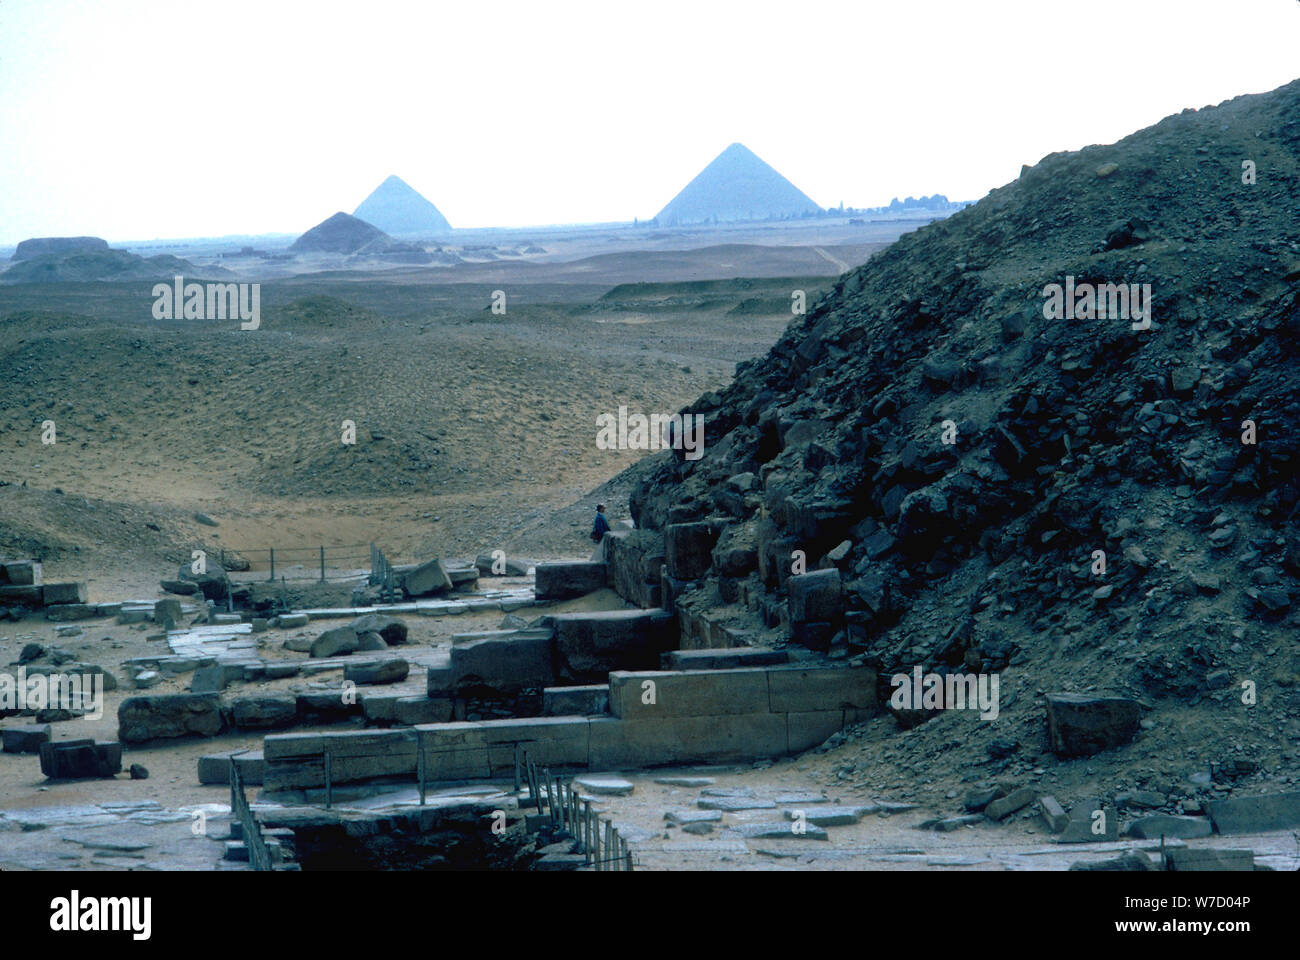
left=1, top=0, right=1298, bottom=244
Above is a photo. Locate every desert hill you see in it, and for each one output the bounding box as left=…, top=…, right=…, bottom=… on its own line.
left=627, top=79, right=1300, bottom=809
left=654, top=142, right=822, bottom=226
left=0, top=249, right=221, bottom=285
left=354, top=174, right=452, bottom=235
left=11, top=236, right=109, bottom=260
left=289, top=212, right=388, bottom=254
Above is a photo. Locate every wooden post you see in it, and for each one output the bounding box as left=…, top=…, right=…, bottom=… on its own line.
left=323, top=750, right=332, bottom=809
left=417, top=736, right=426, bottom=806
left=543, top=767, right=553, bottom=825
left=583, top=801, right=593, bottom=864
left=625, top=841, right=633, bottom=872
left=268, top=547, right=275, bottom=583
left=320, top=545, right=326, bottom=583
left=513, top=744, right=521, bottom=794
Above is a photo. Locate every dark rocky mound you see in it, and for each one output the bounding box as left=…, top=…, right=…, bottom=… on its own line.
left=654, top=142, right=822, bottom=226
left=0, top=249, right=219, bottom=284
left=627, top=79, right=1300, bottom=786
left=12, top=236, right=109, bottom=260
left=353, top=174, right=452, bottom=235
left=289, top=212, right=387, bottom=255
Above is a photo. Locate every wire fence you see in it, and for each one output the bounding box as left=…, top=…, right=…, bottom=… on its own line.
left=316, top=740, right=635, bottom=871
left=230, top=752, right=274, bottom=871
left=212, top=543, right=374, bottom=582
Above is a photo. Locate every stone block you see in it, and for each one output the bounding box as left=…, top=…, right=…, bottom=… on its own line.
left=344, top=658, right=410, bottom=685
left=230, top=695, right=298, bottom=730
left=588, top=713, right=786, bottom=768
left=1205, top=791, right=1300, bottom=835
left=547, top=609, right=677, bottom=683
left=661, top=647, right=788, bottom=670
left=665, top=522, right=721, bottom=580
left=1045, top=693, right=1141, bottom=757
left=1, top=723, right=51, bottom=754
left=1039, top=795, right=1069, bottom=833
left=608, top=668, right=770, bottom=719
left=767, top=666, right=876, bottom=713
left=0, top=584, right=43, bottom=605
left=39, top=739, right=122, bottom=779
left=787, top=569, right=843, bottom=624
left=786, top=710, right=848, bottom=752
left=416, top=716, right=591, bottom=779
left=117, top=693, right=224, bottom=743
left=197, top=750, right=264, bottom=785
left=543, top=685, right=609, bottom=717
left=1165, top=848, right=1254, bottom=871
left=1126, top=815, right=1212, bottom=840
left=45, top=603, right=97, bottom=622
left=402, top=558, right=453, bottom=597
left=534, top=561, right=608, bottom=601
left=448, top=630, right=553, bottom=693
left=394, top=696, right=454, bottom=725
left=42, top=582, right=88, bottom=605
left=1, top=560, right=41, bottom=585
left=1055, top=799, right=1119, bottom=842
left=985, top=786, right=1039, bottom=820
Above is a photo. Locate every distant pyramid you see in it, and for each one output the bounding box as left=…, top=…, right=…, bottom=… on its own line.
left=353, top=175, right=452, bottom=235
left=289, top=212, right=388, bottom=254
left=654, top=143, right=821, bottom=226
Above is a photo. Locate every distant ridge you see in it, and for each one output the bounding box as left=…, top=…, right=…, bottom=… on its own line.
left=654, top=143, right=822, bottom=226
left=353, top=175, right=452, bottom=235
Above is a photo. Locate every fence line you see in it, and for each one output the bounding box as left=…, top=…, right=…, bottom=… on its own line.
left=208, top=543, right=374, bottom=583
left=230, top=753, right=274, bottom=871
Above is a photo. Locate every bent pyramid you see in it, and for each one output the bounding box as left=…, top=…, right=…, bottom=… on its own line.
left=654, top=143, right=822, bottom=226
left=290, top=212, right=388, bottom=254
left=353, top=175, right=452, bottom=235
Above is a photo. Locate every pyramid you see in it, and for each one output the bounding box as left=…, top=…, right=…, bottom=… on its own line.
left=654, top=143, right=822, bottom=226
left=353, top=175, right=452, bottom=235
left=289, top=212, right=388, bottom=254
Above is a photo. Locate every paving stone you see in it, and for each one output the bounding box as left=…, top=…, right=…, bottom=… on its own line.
left=697, top=796, right=776, bottom=811
left=917, top=814, right=985, bottom=831
left=781, top=804, right=864, bottom=827
left=664, top=809, right=723, bottom=825
left=727, top=821, right=829, bottom=841
left=573, top=775, right=634, bottom=796
left=653, top=776, right=716, bottom=787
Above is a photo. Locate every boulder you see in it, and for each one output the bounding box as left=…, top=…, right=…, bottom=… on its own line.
left=1045, top=693, right=1141, bottom=757
left=787, top=569, right=843, bottom=624
left=311, top=626, right=361, bottom=658
left=159, top=579, right=198, bottom=596
left=350, top=613, right=408, bottom=646
left=154, top=598, right=184, bottom=630
left=117, top=693, right=224, bottom=743
left=45, top=603, right=97, bottom=622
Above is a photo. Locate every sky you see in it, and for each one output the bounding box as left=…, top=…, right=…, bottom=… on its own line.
left=1, top=0, right=1298, bottom=244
